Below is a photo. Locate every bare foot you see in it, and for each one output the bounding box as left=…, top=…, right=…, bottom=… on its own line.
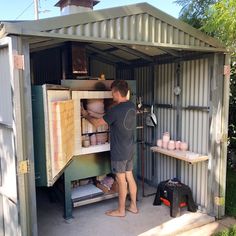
left=126, top=206, right=138, bottom=214
left=105, top=209, right=125, bottom=217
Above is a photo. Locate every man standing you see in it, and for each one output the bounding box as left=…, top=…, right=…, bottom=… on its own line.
left=82, top=80, right=138, bottom=217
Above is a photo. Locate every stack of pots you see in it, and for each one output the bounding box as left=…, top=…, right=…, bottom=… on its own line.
left=156, top=132, right=188, bottom=151
left=86, top=99, right=108, bottom=145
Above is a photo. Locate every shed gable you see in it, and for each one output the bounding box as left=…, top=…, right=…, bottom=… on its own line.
left=46, top=13, right=210, bottom=49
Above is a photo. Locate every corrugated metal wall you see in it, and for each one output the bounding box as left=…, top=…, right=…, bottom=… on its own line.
left=117, top=67, right=133, bottom=80
left=134, top=58, right=210, bottom=209
left=89, top=58, right=116, bottom=79
left=31, top=47, right=62, bottom=85
left=180, top=58, right=210, bottom=209
left=0, top=43, right=19, bottom=236
left=90, top=56, right=210, bottom=209
left=48, top=13, right=210, bottom=48
left=153, top=63, right=177, bottom=183
left=0, top=47, right=13, bottom=124
left=135, top=66, right=154, bottom=181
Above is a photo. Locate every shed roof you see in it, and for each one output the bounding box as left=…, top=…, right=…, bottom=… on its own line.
left=0, top=3, right=227, bottom=63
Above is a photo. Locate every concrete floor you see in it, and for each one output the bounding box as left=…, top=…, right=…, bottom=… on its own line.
left=36, top=184, right=224, bottom=236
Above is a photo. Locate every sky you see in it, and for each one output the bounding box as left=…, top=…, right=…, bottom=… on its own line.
left=0, top=0, right=182, bottom=21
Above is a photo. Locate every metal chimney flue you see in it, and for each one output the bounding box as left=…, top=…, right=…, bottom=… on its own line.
left=55, top=0, right=100, bottom=15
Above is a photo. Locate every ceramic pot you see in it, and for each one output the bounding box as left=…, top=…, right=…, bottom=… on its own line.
left=175, top=141, right=181, bottom=150
left=97, top=124, right=108, bottom=132
left=87, top=109, right=104, bottom=118
left=162, top=132, right=170, bottom=142
left=90, top=134, right=97, bottom=146
left=168, top=140, right=175, bottom=150
left=87, top=122, right=96, bottom=133
left=82, top=139, right=90, bottom=147
left=180, top=142, right=188, bottom=151
left=87, top=99, right=104, bottom=113
left=96, top=133, right=108, bottom=144
left=157, top=139, right=162, bottom=148
left=162, top=141, right=168, bottom=149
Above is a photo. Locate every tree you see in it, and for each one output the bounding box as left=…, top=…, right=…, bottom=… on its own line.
left=203, top=0, right=236, bottom=50
left=174, top=0, right=218, bottom=29
left=175, top=0, right=236, bottom=158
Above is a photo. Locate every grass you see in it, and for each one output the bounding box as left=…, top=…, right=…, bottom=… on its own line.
left=214, top=168, right=236, bottom=236
left=225, top=168, right=236, bottom=217
left=214, top=225, right=236, bottom=236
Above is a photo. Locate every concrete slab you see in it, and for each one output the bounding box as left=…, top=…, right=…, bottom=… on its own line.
left=139, top=212, right=215, bottom=236
left=176, top=221, right=227, bottom=236
left=219, top=216, right=236, bottom=228
left=176, top=217, right=236, bottom=236
left=37, top=186, right=216, bottom=236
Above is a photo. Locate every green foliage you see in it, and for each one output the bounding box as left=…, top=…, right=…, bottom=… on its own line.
left=203, top=0, right=236, bottom=51
left=214, top=225, right=236, bottom=236
left=225, top=168, right=236, bottom=216
left=174, top=0, right=218, bottom=29
left=228, top=63, right=236, bottom=150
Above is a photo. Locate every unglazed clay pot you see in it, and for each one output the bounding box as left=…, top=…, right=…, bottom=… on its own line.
left=96, top=133, right=108, bottom=144
left=162, top=132, right=170, bottom=142
left=90, top=134, right=97, bottom=146
left=180, top=142, right=188, bottom=151
left=157, top=139, right=162, bottom=148
left=87, top=99, right=104, bottom=113
left=168, top=140, right=175, bottom=150
left=175, top=141, right=181, bottom=150
left=162, top=141, right=168, bottom=149
left=87, top=109, right=104, bottom=118
left=97, top=124, right=109, bottom=132
left=82, top=139, right=90, bottom=147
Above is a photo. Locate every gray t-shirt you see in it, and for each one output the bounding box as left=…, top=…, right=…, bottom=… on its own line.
left=103, top=101, right=136, bottom=161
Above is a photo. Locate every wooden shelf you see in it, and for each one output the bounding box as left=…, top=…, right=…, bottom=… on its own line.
left=151, top=146, right=209, bottom=164
left=73, top=192, right=118, bottom=208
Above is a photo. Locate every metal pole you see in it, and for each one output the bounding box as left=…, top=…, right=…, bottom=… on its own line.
left=34, top=0, right=39, bottom=20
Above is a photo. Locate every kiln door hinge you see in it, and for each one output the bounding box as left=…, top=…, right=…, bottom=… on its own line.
left=18, top=160, right=30, bottom=174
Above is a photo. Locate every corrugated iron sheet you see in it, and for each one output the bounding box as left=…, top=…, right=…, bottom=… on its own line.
left=134, top=59, right=210, bottom=209
left=180, top=58, right=210, bottom=209
left=31, top=47, right=62, bottom=85
left=0, top=47, right=13, bottom=125
left=0, top=42, right=18, bottom=236
left=135, top=66, right=154, bottom=181
left=90, top=56, right=210, bottom=209
left=89, top=58, right=116, bottom=79
left=47, top=13, right=211, bottom=49
left=153, top=63, right=177, bottom=183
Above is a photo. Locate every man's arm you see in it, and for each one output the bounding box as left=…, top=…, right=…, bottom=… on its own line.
left=81, top=105, right=107, bottom=128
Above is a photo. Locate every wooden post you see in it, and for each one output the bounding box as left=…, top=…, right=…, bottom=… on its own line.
left=207, top=53, right=227, bottom=219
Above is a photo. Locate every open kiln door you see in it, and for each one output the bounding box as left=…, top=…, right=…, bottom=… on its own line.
left=42, top=84, right=74, bottom=186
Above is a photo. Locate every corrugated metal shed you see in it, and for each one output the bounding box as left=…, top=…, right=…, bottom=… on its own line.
left=0, top=2, right=231, bottom=236
left=0, top=3, right=226, bottom=55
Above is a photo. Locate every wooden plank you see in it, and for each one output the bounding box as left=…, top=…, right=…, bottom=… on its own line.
left=151, top=146, right=208, bottom=164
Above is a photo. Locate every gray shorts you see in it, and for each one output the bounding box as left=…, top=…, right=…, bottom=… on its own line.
left=111, top=159, right=133, bottom=174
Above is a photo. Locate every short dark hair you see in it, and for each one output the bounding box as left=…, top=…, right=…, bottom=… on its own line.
left=111, top=80, right=128, bottom=97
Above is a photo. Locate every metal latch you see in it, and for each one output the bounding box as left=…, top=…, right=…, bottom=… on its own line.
left=215, top=196, right=225, bottom=206
left=18, top=160, right=30, bottom=174
left=14, top=55, right=25, bottom=70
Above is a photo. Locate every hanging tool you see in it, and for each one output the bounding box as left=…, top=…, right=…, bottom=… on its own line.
left=146, top=105, right=157, bottom=127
